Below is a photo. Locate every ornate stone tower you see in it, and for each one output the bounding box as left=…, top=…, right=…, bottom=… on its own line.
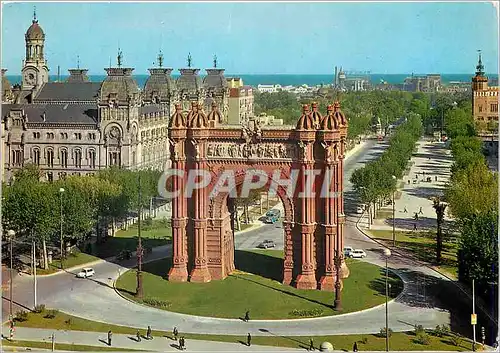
left=202, top=55, right=229, bottom=122
left=97, top=50, right=140, bottom=168
left=176, top=53, right=205, bottom=112
left=22, top=9, right=49, bottom=91
left=143, top=50, right=177, bottom=117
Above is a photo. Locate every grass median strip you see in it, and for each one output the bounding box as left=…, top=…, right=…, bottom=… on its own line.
left=368, top=229, right=458, bottom=279
left=13, top=310, right=472, bottom=351
left=2, top=339, right=143, bottom=351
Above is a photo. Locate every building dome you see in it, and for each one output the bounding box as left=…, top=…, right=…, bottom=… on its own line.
left=333, top=101, right=347, bottom=126
left=296, top=104, right=314, bottom=130
left=169, top=104, right=186, bottom=128
left=320, top=104, right=339, bottom=130
left=310, top=102, right=323, bottom=129
left=188, top=102, right=208, bottom=128
left=206, top=101, right=222, bottom=127
left=26, top=20, right=45, bottom=40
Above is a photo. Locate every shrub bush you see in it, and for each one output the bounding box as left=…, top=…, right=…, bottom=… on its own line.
left=289, top=308, right=324, bottom=317
left=450, top=335, right=462, bottom=347
left=414, top=332, right=430, bottom=345
left=361, top=337, right=368, bottom=344
left=433, top=324, right=450, bottom=337
left=44, top=309, right=58, bottom=319
left=143, top=217, right=153, bottom=230
left=33, top=304, right=46, bottom=314
left=65, top=318, right=73, bottom=325
left=142, top=298, right=171, bottom=309
left=414, top=324, right=425, bottom=335
left=379, top=327, right=393, bottom=338
left=15, top=310, right=28, bottom=322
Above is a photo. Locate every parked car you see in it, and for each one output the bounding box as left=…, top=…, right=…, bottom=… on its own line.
left=349, top=249, right=367, bottom=259
left=343, top=246, right=354, bottom=257
left=76, top=268, right=95, bottom=278
left=264, top=209, right=281, bottom=224
left=257, top=240, right=276, bottom=249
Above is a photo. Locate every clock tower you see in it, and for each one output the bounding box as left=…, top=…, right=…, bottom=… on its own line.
left=21, top=8, right=49, bottom=91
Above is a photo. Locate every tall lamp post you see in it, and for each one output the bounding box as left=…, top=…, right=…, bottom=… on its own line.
left=136, top=172, right=144, bottom=298
left=59, top=187, right=65, bottom=268
left=383, top=248, right=392, bottom=352
left=391, top=175, right=396, bottom=246
left=333, top=249, right=342, bottom=311
left=7, top=229, right=15, bottom=320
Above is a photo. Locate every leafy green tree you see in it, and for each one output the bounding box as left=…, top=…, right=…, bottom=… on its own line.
left=445, top=160, right=498, bottom=220
left=2, top=164, right=58, bottom=268
left=445, top=107, right=476, bottom=139
left=457, top=210, right=498, bottom=297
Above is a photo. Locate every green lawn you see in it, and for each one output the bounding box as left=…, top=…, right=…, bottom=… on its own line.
left=115, top=250, right=403, bottom=319
left=2, top=339, right=140, bottom=352
left=92, top=219, right=172, bottom=259
left=13, top=311, right=473, bottom=351
left=368, top=229, right=458, bottom=279
left=34, top=251, right=100, bottom=275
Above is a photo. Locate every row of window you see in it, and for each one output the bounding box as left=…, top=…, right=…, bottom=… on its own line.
left=141, top=127, right=168, bottom=140
left=32, top=132, right=97, bottom=140
left=478, top=103, right=499, bottom=113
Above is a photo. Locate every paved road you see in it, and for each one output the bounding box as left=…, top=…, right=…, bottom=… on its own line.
left=3, top=139, right=452, bottom=338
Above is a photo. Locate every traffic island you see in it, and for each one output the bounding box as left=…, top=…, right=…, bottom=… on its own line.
left=115, top=250, right=404, bottom=319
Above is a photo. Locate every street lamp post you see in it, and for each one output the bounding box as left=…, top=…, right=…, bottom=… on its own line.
left=383, top=248, right=392, bottom=352
left=136, top=172, right=144, bottom=298
left=59, top=188, right=65, bottom=268
left=7, top=229, right=15, bottom=320
left=333, top=249, right=342, bottom=311
left=391, top=175, right=396, bottom=247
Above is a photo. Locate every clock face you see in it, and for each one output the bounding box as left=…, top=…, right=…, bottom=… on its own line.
left=24, top=71, right=36, bottom=86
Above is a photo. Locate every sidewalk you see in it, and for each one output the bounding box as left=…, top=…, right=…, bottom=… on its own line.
left=367, top=139, right=454, bottom=232
left=5, top=326, right=300, bottom=352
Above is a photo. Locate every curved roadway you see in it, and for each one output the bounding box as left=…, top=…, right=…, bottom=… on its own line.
left=6, top=140, right=451, bottom=336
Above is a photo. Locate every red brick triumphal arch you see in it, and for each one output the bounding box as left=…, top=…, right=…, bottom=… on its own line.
left=166, top=101, right=349, bottom=291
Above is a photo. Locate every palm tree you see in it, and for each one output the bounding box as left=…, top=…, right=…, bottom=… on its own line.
left=432, top=197, right=447, bottom=264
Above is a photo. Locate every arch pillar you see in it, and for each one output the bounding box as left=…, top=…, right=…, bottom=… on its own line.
left=282, top=221, right=294, bottom=285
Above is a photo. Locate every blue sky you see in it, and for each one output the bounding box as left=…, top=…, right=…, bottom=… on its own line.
left=1, top=1, right=499, bottom=75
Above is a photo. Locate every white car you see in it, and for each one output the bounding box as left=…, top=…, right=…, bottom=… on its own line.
left=76, top=268, right=95, bottom=278
left=350, top=249, right=367, bottom=259
left=343, top=246, right=354, bottom=257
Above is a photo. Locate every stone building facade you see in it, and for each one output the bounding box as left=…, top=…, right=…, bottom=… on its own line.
left=1, top=16, right=231, bottom=182
left=472, top=53, right=499, bottom=132
left=227, top=78, right=254, bottom=125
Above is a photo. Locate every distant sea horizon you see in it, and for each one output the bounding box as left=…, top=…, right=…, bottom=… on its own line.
left=5, top=73, right=498, bottom=88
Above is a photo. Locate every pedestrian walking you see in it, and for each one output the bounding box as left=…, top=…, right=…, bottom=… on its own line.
left=244, top=310, right=250, bottom=322
left=173, top=327, right=179, bottom=341
left=147, top=326, right=152, bottom=340
left=413, top=223, right=417, bottom=231
left=136, top=330, right=141, bottom=342
left=309, top=338, right=314, bottom=351
left=435, top=176, right=438, bottom=182
left=353, top=341, right=358, bottom=352
left=414, top=212, right=419, bottom=221
left=247, top=333, right=252, bottom=347
left=404, top=206, right=407, bottom=213
left=419, top=207, right=423, bottom=214
left=107, top=330, right=112, bottom=346
left=180, top=337, right=185, bottom=350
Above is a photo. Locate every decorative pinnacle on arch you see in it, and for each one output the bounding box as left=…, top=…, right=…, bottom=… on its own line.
left=158, top=50, right=164, bottom=68
left=117, top=48, right=123, bottom=68
left=33, top=5, right=37, bottom=23
left=77, top=55, right=80, bottom=69
left=187, top=53, right=192, bottom=68
left=213, top=54, right=218, bottom=68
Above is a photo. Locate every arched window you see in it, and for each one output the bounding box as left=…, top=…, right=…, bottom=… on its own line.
left=46, top=149, right=54, bottom=167
left=88, top=149, right=96, bottom=169
left=32, top=148, right=40, bottom=165
left=74, top=149, right=82, bottom=168
left=60, top=149, right=68, bottom=168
